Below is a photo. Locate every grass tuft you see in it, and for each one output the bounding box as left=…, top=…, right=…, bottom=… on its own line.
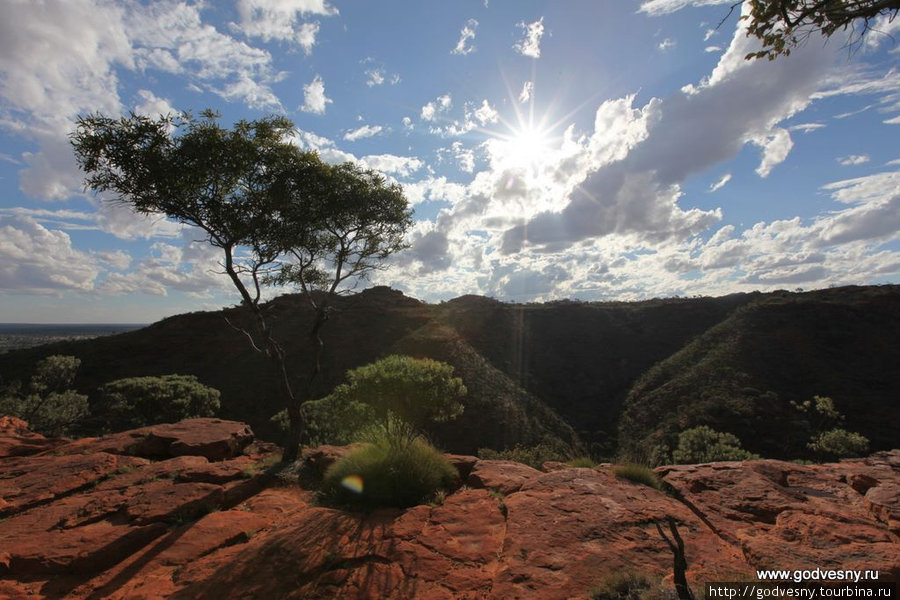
left=322, top=437, right=457, bottom=509
left=613, top=463, right=662, bottom=490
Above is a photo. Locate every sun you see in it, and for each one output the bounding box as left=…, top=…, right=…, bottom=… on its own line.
left=492, top=122, right=553, bottom=171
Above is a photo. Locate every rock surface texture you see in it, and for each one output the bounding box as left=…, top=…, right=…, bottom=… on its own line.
left=1, top=417, right=897, bottom=599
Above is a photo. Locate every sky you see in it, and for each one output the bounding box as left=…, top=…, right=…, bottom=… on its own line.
left=0, top=0, right=898, bottom=323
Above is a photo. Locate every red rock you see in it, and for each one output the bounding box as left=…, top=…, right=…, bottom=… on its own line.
left=444, top=453, right=478, bottom=480
left=0, top=415, right=63, bottom=457
left=0, top=451, right=147, bottom=514
left=1, top=426, right=897, bottom=600
left=466, top=459, right=541, bottom=495
left=49, top=418, right=254, bottom=461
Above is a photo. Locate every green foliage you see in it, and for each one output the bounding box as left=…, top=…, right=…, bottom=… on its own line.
left=672, top=426, right=759, bottom=464
left=742, top=0, right=899, bottom=61
left=95, top=374, right=220, bottom=431
left=589, top=570, right=660, bottom=600
left=477, top=441, right=570, bottom=469
left=613, top=464, right=663, bottom=490
left=807, top=428, right=870, bottom=459
left=322, top=435, right=457, bottom=508
left=325, top=355, right=466, bottom=448
left=566, top=456, right=597, bottom=468
left=0, top=355, right=89, bottom=436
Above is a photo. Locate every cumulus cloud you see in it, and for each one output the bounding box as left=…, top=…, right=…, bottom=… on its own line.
left=392, top=5, right=857, bottom=301
left=361, top=154, right=424, bottom=178
left=513, top=17, right=545, bottom=58
left=0, top=216, right=100, bottom=294
left=344, top=125, right=384, bottom=141
left=421, top=94, right=452, bottom=121
left=232, top=0, right=336, bottom=51
left=301, top=75, right=332, bottom=114
left=452, top=19, right=478, bottom=55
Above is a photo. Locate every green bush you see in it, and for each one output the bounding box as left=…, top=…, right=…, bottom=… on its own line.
left=95, top=374, right=220, bottom=431
left=325, top=355, right=466, bottom=449
left=613, top=464, right=662, bottom=490
left=322, top=435, right=457, bottom=508
left=807, top=428, right=870, bottom=459
left=477, top=441, right=569, bottom=469
left=0, top=355, right=89, bottom=436
left=566, top=456, right=597, bottom=468
left=672, top=426, right=759, bottom=464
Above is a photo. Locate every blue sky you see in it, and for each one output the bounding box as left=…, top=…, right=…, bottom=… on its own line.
left=0, top=0, right=898, bottom=323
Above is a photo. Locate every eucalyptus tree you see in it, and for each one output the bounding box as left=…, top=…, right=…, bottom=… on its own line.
left=71, top=110, right=412, bottom=460
left=733, top=0, right=899, bottom=60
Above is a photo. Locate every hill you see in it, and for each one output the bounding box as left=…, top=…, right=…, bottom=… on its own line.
left=0, top=285, right=897, bottom=458
left=619, top=285, right=900, bottom=460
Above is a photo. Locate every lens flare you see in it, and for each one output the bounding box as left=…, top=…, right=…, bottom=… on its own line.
left=341, top=474, right=364, bottom=494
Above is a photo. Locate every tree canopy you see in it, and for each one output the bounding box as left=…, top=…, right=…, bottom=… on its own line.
left=71, top=110, right=412, bottom=460
left=740, top=0, right=900, bottom=60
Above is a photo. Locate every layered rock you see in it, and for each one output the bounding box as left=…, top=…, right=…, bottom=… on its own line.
left=0, top=418, right=897, bottom=599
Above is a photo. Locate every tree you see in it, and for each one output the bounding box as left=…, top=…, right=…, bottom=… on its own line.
left=0, top=355, right=89, bottom=436
left=324, top=355, right=466, bottom=448
left=95, top=374, right=220, bottom=431
left=736, top=0, right=900, bottom=60
left=71, top=111, right=412, bottom=461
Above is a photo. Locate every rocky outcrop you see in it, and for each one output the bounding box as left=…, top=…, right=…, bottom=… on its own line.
left=1, top=418, right=897, bottom=599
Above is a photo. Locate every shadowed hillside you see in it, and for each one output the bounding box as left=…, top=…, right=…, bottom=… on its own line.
left=619, top=285, right=900, bottom=459
left=0, top=285, right=897, bottom=458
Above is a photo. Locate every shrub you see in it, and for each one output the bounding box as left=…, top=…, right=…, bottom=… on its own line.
left=672, top=426, right=759, bottom=464
left=807, top=428, right=870, bottom=459
left=613, top=463, right=663, bottom=490
left=95, top=374, right=220, bottom=431
left=325, top=355, right=466, bottom=449
left=0, top=355, right=89, bottom=436
left=477, top=441, right=569, bottom=469
left=566, top=456, right=597, bottom=468
left=322, top=435, right=457, bottom=508
left=589, top=570, right=661, bottom=600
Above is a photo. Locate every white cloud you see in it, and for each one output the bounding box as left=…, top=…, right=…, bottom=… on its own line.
left=451, top=141, right=476, bottom=173
left=658, top=38, right=676, bottom=52
left=639, top=0, right=731, bottom=16
left=361, top=154, right=424, bottom=178
left=293, top=129, right=357, bottom=164
left=513, top=17, right=545, bottom=58
left=296, top=22, right=321, bottom=55
left=344, top=125, right=384, bottom=141
left=133, top=89, right=176, bottom=118
left=421, top=94, right=452, bottom=121
left=886, top=115, right=900, bottom=124
left=127, top=1, right=284, bottom=110
left=232, top=0, right=336, bottom=50
left=703, top=28, right=717, bottom=41
left=452, top=19, right=478, bottom=55
left=0, top=216, right=100, bottom=294
left=838, top=154, right=871, bottom=166
left=472, top=99, right=499, bottom=125
left=789, top=122, right=826, bottom=133
left=301, top=75, right=332, bottom=114
left=519, top=81, right=534, bottom=103
left=752, top=128, right=793, bottom=177
left=704, top=45, right=722, bottom=53
left=708, top=172, right=731, bottom=192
